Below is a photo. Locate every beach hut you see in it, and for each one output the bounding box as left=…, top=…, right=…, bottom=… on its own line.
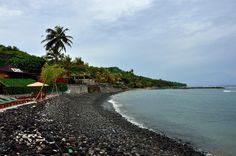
left=0, top=64, right=38, bottom=79
left=0, top=78, right=36, bottom=94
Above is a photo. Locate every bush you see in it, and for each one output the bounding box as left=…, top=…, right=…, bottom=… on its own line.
left=0, top=58, right=6, bottom=67
left=68, top=78, right=76, bottom=84
left=54, top=83, right=68, bottom=92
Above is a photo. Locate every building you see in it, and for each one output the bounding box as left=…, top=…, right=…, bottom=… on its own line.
left=0, top=78, right=36, bottom=94
left=65, top=74, right=96, bottom=85
left=0, top=64, right=38, bottom=80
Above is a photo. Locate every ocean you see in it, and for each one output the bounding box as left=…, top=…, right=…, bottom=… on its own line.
left=108, top=88, right=236, bottom=156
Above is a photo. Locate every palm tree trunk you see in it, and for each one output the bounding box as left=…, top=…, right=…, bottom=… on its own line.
left=35, top=83, right=45, bottom=102
left=35, top=73, right=49, bottom=102
left=55, top=82, right=59, bottom=95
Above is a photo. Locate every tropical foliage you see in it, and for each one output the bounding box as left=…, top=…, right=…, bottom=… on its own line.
left=40, top=63, right=65, bottom=84
left=87, top=67, right=186, bottom=88
left=0, top=44, right=45, bottom=72
left=9, top=56, right=45, bottom=73
left=41, top=26, right=73, bottom=63
left=1, top=24, right=187, bottom=90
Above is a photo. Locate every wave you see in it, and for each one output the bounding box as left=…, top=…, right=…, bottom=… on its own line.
left=107, top=96, right=217, bottom=156
left=108, top=97, right=213, bottom=155
left=223, top=90, right=236, bottom=93
left=108, top=98, right=147, bottom=129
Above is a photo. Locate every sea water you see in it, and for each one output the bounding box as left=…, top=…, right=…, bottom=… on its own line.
left=108, top=88, right=236, bottom=156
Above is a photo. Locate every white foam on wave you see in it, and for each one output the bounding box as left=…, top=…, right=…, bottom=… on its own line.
left=108, top=97, right=215, bottom=155
left=223, top=90, right=236, bottom=93
left=108, top=98, right=147, bottom=129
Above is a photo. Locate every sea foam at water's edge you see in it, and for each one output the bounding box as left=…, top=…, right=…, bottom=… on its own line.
left=108, top=92, right=220, bottom=156
left=108, top=97, right=167, bottom=135
left=108, top=98, right=147, bottom=129
left=223, top=90, right=236, bottom=93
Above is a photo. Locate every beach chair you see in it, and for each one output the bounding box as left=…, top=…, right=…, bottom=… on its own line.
left=0, top=99, right=8, bottom=108
left=1, top=96, right=17, bottom=105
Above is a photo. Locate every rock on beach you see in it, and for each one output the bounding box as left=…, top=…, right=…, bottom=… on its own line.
left=0, top=92, right=205, bottom=156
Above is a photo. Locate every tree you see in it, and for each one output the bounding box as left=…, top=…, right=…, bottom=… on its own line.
left=41, top=63, right=65, bottom=84
left=73, top=57, right=85, bottom=66
left=9, top=55, right=45, bottom=73
left=61, top=55, right=72, bottom=69
left=41, top=26, right=73, bottom=63
left=61, top=55, right=73, bottom=77
left=44, top=50, right=64, bottom=63
left=36, top=63, right=65, bottom=100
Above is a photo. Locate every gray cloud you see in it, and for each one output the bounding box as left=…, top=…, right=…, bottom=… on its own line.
left=0, top=0, right=235, bottom=85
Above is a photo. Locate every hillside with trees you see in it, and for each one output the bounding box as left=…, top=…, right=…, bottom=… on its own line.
left=0, top=26, right=186, bottom=89
left=0, top=43, right=186, bottom=88
left=0, top=45, right=45, bottom=73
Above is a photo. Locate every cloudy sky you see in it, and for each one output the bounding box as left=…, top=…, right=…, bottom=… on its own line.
left=0, top=0, right=236, bottom=86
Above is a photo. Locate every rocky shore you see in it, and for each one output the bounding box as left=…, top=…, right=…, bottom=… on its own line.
left=0, top=92, right=205, bottom=156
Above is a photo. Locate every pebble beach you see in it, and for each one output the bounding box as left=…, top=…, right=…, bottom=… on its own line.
left=0, top=92, right=205, bottom=156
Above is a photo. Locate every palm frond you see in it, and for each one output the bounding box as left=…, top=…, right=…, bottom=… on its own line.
left=41, top=26, right=73, bottom=62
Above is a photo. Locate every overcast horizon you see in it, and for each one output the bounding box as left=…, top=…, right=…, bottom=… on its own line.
left=0, top=0, right=236, bottom=86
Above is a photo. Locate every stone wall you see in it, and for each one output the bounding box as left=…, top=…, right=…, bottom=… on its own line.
left=67, top=85, right=88, bottom=94
left=67, top=84, right=122, bottom=94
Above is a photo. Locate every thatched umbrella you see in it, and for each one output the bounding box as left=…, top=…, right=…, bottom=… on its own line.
left=27, top=82, right=49, bottom=87
left=27, top=82, right=49, bottom=101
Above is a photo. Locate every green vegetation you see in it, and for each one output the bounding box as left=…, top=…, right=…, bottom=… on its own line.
left=86, top=66, right=186, bottom=88
left=41, top=26, right=73, bottom=64
left=0, top=44, right=45, bottom=73
left=9, top=56, right=45, bottom=73
left=0, top=26, right=187, bottom=90
left=40, top=63, right=65, bottom=84
left=0, top=42, right=186, bottom=88
left=38, top=63, right=66, bottom=97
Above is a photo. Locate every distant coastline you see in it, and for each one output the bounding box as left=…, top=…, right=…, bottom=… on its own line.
left=183, top=86, right=225, bottom=89
left=150, top=86, right=225, bottom=90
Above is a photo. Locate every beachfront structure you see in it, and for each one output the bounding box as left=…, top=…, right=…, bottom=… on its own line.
left=0, top=64, right=38, bottom=80
left=65, top=74, right=96, bottom=85
left=0, top=78, right=36, bottom=94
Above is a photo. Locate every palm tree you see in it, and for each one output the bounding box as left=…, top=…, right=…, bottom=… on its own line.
left=61, top=55, right=73, bottom=71
left=44, top=50, right=65, bottom=63
left=73, top=57, right=85, bottom=66
left=41, top=26, right=73, bottom=63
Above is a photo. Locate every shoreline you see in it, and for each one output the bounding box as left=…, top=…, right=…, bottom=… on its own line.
left=98, top=92, right=208, bottom=155
left=0, top=91, right=206, bottom=155
left=106, top=91, right=213, bottom=155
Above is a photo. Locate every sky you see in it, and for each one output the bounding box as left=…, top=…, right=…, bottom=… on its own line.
left=0, top=0, right=236, bottom=86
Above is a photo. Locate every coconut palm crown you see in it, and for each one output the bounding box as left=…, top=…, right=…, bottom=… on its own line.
left=41, top=26, right=73, bottom=56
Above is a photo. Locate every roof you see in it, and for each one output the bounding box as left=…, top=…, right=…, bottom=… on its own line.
left=70, top=74, right=95, bottom=79
left=0, top=78, right=36, bottom=87
left=0, top=64, right=22, bottom=72
left=0, top=64, right=35, bottom=75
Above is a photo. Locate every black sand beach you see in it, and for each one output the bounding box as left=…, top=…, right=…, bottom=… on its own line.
left=0, top=92, right=205, bottom=156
